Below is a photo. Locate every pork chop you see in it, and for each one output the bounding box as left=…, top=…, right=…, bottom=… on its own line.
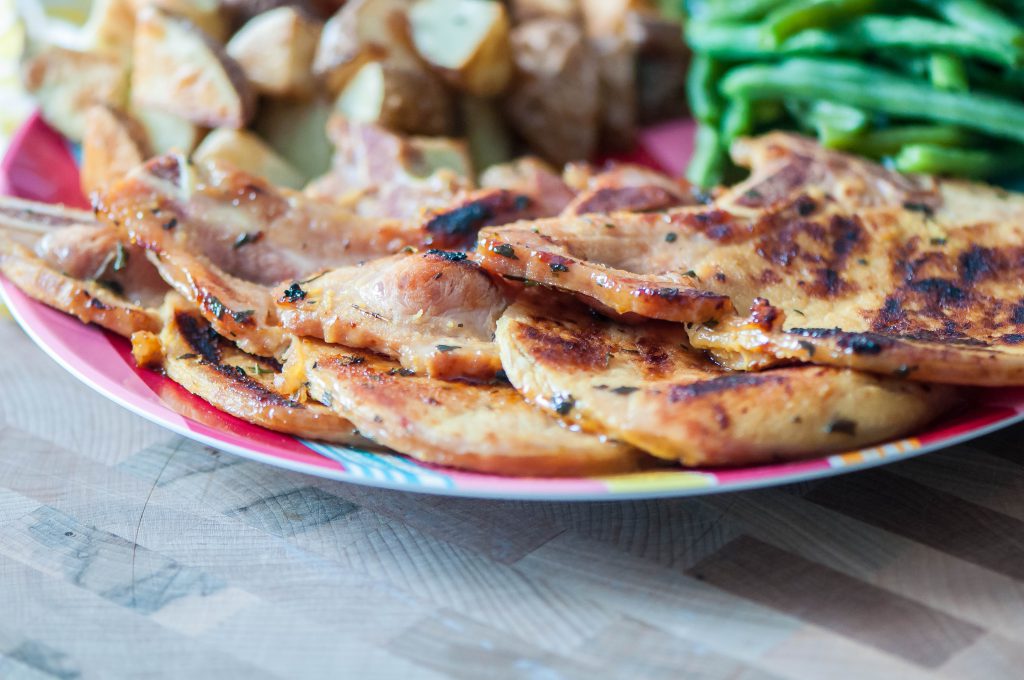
left=288, top=337, right=646, bottom=477
left=496, top=294, right=953, bottom=466
left=275, top=249, right=509, bottom=380
left=132, top=295, right=369, bottom=446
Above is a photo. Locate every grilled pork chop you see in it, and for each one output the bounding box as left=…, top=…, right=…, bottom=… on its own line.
left=0, top=198, right=165, bottom=336
left=496, top=295, right=952, bottom=466
left=479, top=134, right=1024, bottom=385
left=275, top=250, right=509, bottom=380
left=132, top=295, right=369, bottom=446
left=288, top=338, right=645, bottom=476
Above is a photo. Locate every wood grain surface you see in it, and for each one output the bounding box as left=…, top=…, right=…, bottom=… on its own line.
left=1, top=311, right=1023, bottom=680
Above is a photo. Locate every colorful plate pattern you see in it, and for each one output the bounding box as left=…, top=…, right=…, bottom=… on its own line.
left=2, top=113, right=1022, bottom=500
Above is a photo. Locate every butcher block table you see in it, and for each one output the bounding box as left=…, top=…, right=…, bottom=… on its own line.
left=2, top=311, right=1024, bottom=680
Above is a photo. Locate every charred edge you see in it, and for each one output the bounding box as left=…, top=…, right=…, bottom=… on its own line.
left=206, top=363, right=301, bottom=409
left=668, top=374, right=783, bottom=402
left=425, top=203, right=493, bottom=241
left=786, top=327, right=890, bottom=355
left=175, top=312, right=222, bottom=363
left=281, top=283, right=307, bottom=303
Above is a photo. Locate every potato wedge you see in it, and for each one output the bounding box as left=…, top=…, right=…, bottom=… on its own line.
left=84, top=0, right=136, bottom=56
left=408, top=0, right=512, bottom=97
left=226, top=7, right=322, bottom=98
left=461, top=95, right=513, bottom=175
left=129, top=0, right=228, bottom=41
left=334, top=60, right=453, bottom=135
left=192, top=128, right=306, bottom=189
left=505, top=19, right=599, bottom=165
left=253, top=97, right=332, bottom=181
left=21, top=46, right=129, bottom=141
left=313, top=0, right=418, bottom=95
left=80, top=105, right=151, bottom=197
left=131, top=107, right=204, bottom=155
left=508, top=0, right=579, bottom=23
left=629, top=11, right=688, bottom=124
left=131, top=7, right=256, bottom=128
left=579, top=0, right=650, bottom=36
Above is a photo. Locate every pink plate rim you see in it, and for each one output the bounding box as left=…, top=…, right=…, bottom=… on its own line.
left=3, top=111, right=1023, bottom=500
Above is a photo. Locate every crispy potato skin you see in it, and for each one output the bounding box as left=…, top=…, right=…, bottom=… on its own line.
left=505, top=19, right=600, bottom=166
left=497, top=295, right=953, bottom=467
left=226, top=6, right=322, bottom=97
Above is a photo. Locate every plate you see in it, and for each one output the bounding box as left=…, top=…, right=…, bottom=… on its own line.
left=3, top=112, right=1023, bottom=500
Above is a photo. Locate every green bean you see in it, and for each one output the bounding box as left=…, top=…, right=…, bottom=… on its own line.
left=687, top=54, right=725, bottom=125
left=913, top=0, right=1024, bottom=51
left=720, top=58, right=1024, bottom=143
left=808, top=101, right=869, bottom=147
left=831, top=125, right=974, bottom=157
left=687, top=123, right=727, bottom=188
left=721, top=98, right=755, bottom=142
left=699, top=0, right=784, bottom=22
left=761, top=0, right=877, bottom=47
left=929, top=53, right=969, bottom=91
left=686, top=16, right=1018, bottom=66
left=894, top=144, right=1023, bottom=178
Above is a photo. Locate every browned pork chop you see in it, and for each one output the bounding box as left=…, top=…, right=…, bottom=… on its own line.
left=0, top=198, right=165, bottom=336
left=275, top=250, right=509, bottom=380
left=288, top=338, right=646, bottom=477
left=132, top=295, right=370, bottom=446
left=496, top=295, right=953, bottom=466
left=479, top=134, right=1024, bottom=385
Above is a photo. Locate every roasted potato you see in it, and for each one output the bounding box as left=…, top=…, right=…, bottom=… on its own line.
left=313, top=0, right=419, bottom=95
left=461, top=95, right=513, bottom=175
left=130, top=0, right=228, bottom=41
left=192, top=128, right=306, bottom=188
left=579, top=0, right=651, bottom=36
left=334, top=59, right=453, bottom=135
left=254, top=97, right=333, bottom=181
left=81, top=105, right=151, bottom=197
left=629, top=11, right=688, bottom=124
left=408, top=0, right=512, bottom=97
left=508, top=0, right=579, bottom=23
left=132, top=107, right=204, bottom=155
left=83, top=0, right=136, bottom=57
left=131, top=7, right=256, bottom=128
left=226, top=7, right=322, bottom=98
left=505, top=19, right=599, bottom=165
left=21, top=46, right=129, bottom=141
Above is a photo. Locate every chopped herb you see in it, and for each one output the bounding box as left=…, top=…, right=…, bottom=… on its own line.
left=206, top=295, right=226, bottom=319
left=682, top=270, right=700, bottom=281
left=797, top=340, right=815, bottom=356
left=233, top=231, right=263, bottom=249
left=903, top=201, right=934, bottom=216
left=176, top=353, right=198, bottom=360
left=339, top=355, right=365, bottom=366
left=281, top=283, right=307, bottom=302
left=665, top=232, right=678, bottom=243
left=400, top=245, right=416, bottom=254
left=231, top=309, right=254, bottom=323
left=387, top=367, right=415, bottom=376
left=522, top=279, right=539, bottom=287
left=792, top=308, right=805, bottom=316
left=857, top=258, right=868, bottom=265
left=610, top=386, right=639, bottom=395
left=930, top=237, right=947, bottom=246
left=604, top=222, right=615, bottom=229
left=426, top=249, right=468, bottom=262
left=112, top=241, right=129, bottom=272
left=825, top=418, right=857, bottom=435
left=162, top=217, right=178, bottom=230
left=248, top=365, right=274, bottom=376
left=492, top=243, right=517, bottom=259
left=436, top=344, right=461, bottom=352
left=549, top=262, right=569, bottom=273
left=551, top=393, right=575, bottom=416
